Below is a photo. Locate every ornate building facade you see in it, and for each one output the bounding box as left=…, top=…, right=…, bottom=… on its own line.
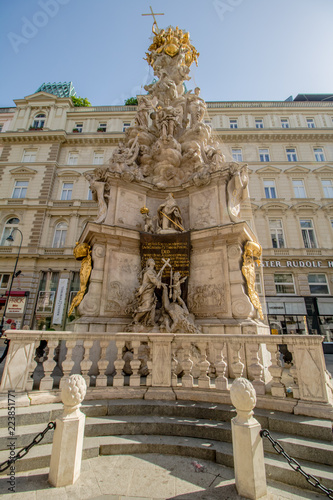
left=0, top=88, right=332, bottom=338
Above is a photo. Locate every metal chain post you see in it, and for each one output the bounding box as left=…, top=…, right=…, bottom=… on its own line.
left=0, top=421, right=56, bottom=473
left=260, top=429, right=333, bottom=499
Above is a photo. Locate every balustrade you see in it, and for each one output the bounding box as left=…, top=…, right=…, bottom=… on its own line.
left=0, top=330, right=332, bottom=420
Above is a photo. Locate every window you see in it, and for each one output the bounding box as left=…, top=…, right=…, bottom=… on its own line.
left=32, top=113, right=45, bottom=129
left=259, top=148, right=270, bottom=162
left=61, top=182, right=73, bottom=200
left=286, top=148, right=297, bottom=162
left=314, top=147, right=325, bottom=162
left=292, top=179, right=306, bottom=198
left=22, top=149, right=37, bottom=162
left=322, top=179, right=333, bottom=198
left=229, top=119, right=238, bottom=129
left=87, top=188, right=93, bottom=200
left=255, top=272, right=262, bottom=295
left=12, top=180, right=28, bottom=199
left=68, top=153, right=78, bottom=165
left=264, top=180, right=277, bottom=198
left=52, top=222, right=68, bottom=248
left=308, top=274, right=329, bottom=295
left=255, top=118, right=263, bottom=129
left=93, top=152, right=104, bottom=165
left=281, top=118, right=289, bottom=129
left=74, top=123, right=83, bottom=133
left=122, top=122, right=131, bottom=132
left=306, top=118, right=315, bottom=128
left=274, top=274, right=295, bottom=294
left=269, top=219, right=285, bottom=248
left=231, top=148, right=242, bottom=161
left=98, top=123, right=107, bottom=132
left=0, top=124, right=3, bottom=132
left=300, top=219, right=317, bottom=248
left=204, top=119, right=212, bottom=128
left=0, top=217, right=20, bottom=246
left=0, top=273, right=10, bottom=289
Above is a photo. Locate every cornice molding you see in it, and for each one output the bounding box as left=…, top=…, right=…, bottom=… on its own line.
left=0, top=131, right=121, bottom=145
left=214, top=130, right=333, bottom=142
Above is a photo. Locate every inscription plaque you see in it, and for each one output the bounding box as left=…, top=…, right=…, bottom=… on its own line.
left=140, top=232, right=190, bottom=300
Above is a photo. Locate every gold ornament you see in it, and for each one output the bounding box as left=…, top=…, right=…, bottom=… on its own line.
left=68, top=242, right=92, bottom=316
left=241, top=241, right=264, bottom=320
left=145, top=25, right=199, bottom=68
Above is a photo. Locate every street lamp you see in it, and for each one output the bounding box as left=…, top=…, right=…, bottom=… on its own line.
left=0, top=228, right=23, bottom=337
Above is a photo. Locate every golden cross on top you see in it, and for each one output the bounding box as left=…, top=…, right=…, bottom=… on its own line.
left=142, top=6, right=164, bottom=31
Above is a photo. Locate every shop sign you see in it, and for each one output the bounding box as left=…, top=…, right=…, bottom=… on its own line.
left=6, top=296, right=26, bottom=315
left=53, top=279, right=68, bottom=325
left=260, top=260, right=333, bottom=268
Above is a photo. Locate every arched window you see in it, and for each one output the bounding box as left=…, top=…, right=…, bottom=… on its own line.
left=32, top=113, right=46, bottom=129
left=0, top=217, right=20, bottom=246
left=52, top=222, right=68, bottom=248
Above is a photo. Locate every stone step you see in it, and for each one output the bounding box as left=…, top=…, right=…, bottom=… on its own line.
left=262, top=430, right=333, bottom=467
left=0, top=399, right=331, bottom=442
left=0, top=438, right=98, bottom=473
left=91, top=435, right=333, bottom=493
left=1, top=430, right=332, bottom=495
left=1, top=412, right=332, bottom=471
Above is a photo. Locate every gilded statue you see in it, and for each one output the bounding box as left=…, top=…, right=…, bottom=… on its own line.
left=241, top=241, right=264, bottom=320
left=146, top=24, right=199, bottom=68
left=68, top=243, right=92, bottom=316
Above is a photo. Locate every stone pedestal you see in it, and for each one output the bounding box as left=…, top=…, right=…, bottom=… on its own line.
left=49, top=374, right=87, bottom=487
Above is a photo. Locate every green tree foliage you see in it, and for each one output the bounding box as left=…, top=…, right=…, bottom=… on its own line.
left=71, top=96, right=91, bottom=107
left=124, top=97, right=138, bottom=105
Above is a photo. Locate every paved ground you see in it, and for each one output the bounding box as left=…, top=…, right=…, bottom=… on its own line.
left=0, top=454, right=325, bottom=499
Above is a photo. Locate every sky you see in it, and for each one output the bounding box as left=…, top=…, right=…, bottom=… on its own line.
left=0, top=0, right=332, bottom=108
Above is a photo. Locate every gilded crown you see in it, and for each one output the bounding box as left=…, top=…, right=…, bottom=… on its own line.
left=140, top=206, right=149, bottom=215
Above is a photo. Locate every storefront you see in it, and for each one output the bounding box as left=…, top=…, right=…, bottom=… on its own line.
left=33, top=271, right=80, bottom=330
left=0, top=290, right=29, bottom=329
left=261, top=257, right=333, bottom=340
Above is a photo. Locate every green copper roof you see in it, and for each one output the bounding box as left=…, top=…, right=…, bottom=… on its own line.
left=35, top=82, right=76, bottom=98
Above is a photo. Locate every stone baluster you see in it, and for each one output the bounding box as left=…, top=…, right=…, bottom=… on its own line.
left=181, top=341, right=193, bottom=388
left=286, top=343, right=300, bottom=399
left=80, top=340, right=94, bottom=388
left=39, top=339, right=59, bottom=391
left=96, top=340, right=110, bottom=387
left=171, top=341, right=179, bottom=387
left=246, top=343, right=265, bottom=395
left=231, top=342, right=244, bottom=380
left=113, top=340, right=126, bottom=387
left=197, top=341, right=210, bottom=388
left=59, top=340, right=76, bottom=389
left=129, top=340, right=141, bottom=387
left=266, top=343, right=285, bottom=398
left=212, top=341, right=228, bottom=391
left=25, top=345, right=38, bottom=391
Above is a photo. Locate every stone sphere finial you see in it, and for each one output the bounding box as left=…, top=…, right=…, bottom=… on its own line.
left=61, top=374, right=87, bottom=414
left=230, top=377, right=256, bottom=424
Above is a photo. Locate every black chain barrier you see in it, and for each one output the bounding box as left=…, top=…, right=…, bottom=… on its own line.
left=260, top=429, right=333, bottom=499
left=0, top=421, right=56, bottom=473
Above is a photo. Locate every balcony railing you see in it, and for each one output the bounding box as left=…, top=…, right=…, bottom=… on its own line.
left=0, top=331, right=332, bottom=419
